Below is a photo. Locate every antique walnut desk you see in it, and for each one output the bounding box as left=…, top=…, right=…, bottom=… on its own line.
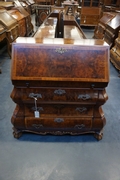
left=104, top=13, right=120, bottom=48
left=10, top=37, right=109, bottom=140
left=0, top=9, right=19, bottom=57
left=80, top=0, right=102, bottom=26
left=93, top=12, right=116, bottom=39
left=8, top=9, right=26, bottom=37
left=14, top=0, right=34, bottom=37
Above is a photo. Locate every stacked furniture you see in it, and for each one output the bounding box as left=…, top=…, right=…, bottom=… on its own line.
left=110, top=30, right=120, bottom=74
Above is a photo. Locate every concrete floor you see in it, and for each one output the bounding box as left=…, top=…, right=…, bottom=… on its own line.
left=0, top=15, right=120, bottom=180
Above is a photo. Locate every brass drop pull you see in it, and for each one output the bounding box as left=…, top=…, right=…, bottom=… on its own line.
left=78, top=94, right=91, bottom=100
left=32, top=124, right=43, bottom=129
left=74, top=124, right=85, bottom=129
left=29, top=93, right=42, bottom=99
left=76, top=107, right=87, bottom=113
left=29, top=93, right=42, bottom=118
left=32, top=107, right=43, bottom=112
left=54, top=89, right=66, bottom=95
left=54, top=118, right=64, bottom=123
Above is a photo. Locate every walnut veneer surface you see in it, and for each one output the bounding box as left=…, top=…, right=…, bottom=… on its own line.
left=10, top=37, right=109, bottom=140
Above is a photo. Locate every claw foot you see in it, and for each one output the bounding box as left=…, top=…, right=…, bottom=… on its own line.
left=13, top=128, right=22, bottom=139
left=94, top=132, right=103, bottom=141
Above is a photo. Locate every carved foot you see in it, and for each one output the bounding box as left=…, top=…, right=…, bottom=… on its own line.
left=13, top=128, right=22, bottom=139
left=94, top=132, right=103, bottom=141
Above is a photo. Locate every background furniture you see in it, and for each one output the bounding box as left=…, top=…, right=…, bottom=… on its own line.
left=110, top=30, right=120, bottom=74
left=80, top=0, right=102, bottom=26
left=34, top=4, right=51, bottom=26
left=0, top=8, right=19, bottom=56
left=93, top=12, right=116, bottom=39
left=104, top=12, right=120, bottom=48
left=8, top=9, right=26, bottom=37
left=14, top=0, right=34, bottom=36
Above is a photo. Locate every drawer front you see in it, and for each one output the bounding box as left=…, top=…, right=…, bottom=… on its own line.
left=25, top=117, right=92, bottom=130
left=15, top=88, right=100, bottom=103
left=25, top=104, right=94, bottom=117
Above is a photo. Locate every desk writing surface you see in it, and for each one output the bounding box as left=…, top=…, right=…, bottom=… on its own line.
left=34, top=17, right=57, bottom=38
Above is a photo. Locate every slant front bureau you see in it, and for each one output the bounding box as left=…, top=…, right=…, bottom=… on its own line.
left=10, top=37, right=109, bottom=140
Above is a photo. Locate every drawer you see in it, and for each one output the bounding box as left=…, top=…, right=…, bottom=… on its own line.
left=12, top=87, right=102, bottom=102
left=25, top=116, right=92, bottom=131
left=24, top=104, right=94, bottom=117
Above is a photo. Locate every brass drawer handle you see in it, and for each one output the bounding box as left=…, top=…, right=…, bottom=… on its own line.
left=29, top=93, right=42, bottom=99
left=31, top=107, right=44, bottom=111
left=78, top=94, right=91, bottom=100
left=32, top=124, right=43, bottom=129
left=54, top=89, right=66, bottom=95
left=54, top=118, right=64, bottom=123
left=74, top=124, right=85, bottom=129
left=76, top=107, right=87, bottom=113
